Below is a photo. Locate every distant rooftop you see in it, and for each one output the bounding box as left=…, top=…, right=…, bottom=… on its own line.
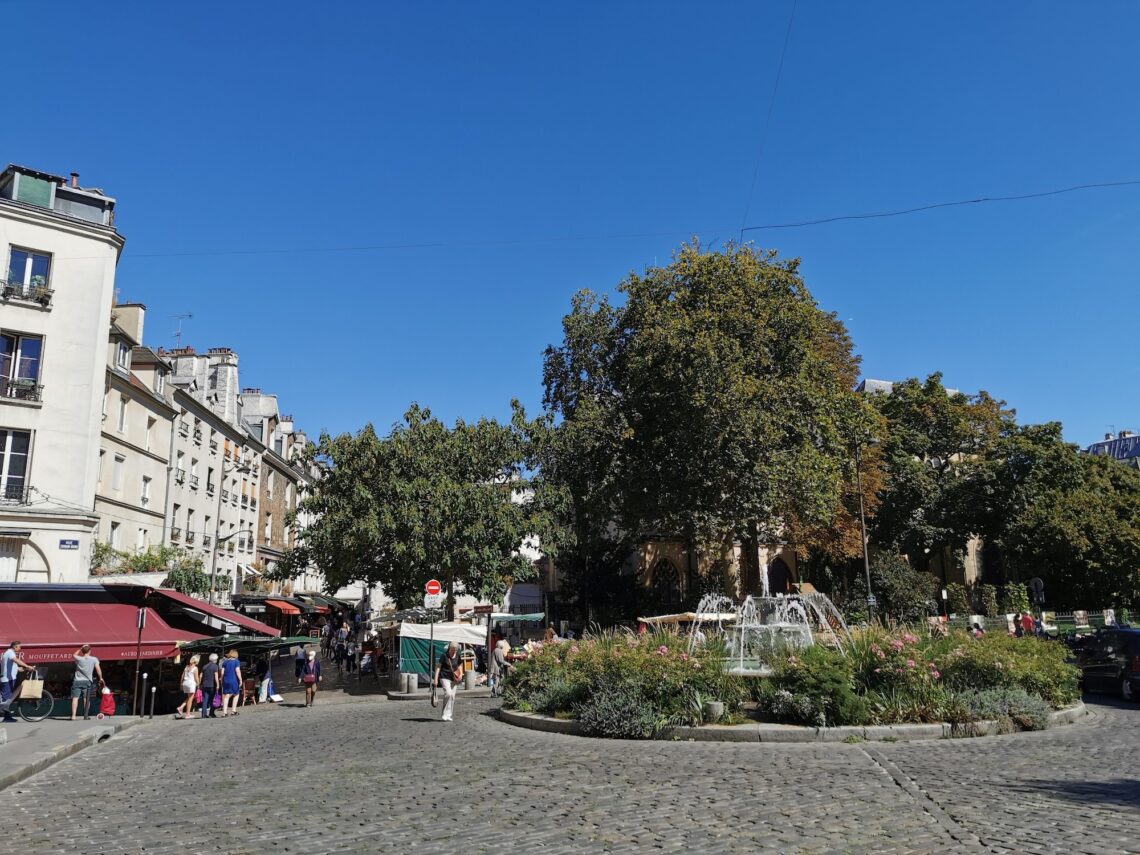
left=0, top=163, right=116, bottom=227
left=1084, top=430, right=1140, bottom=463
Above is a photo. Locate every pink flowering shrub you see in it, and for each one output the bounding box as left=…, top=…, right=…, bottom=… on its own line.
left=503, top=628, right=738, bottom=736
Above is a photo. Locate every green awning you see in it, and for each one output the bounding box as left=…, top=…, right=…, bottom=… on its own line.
left=180, top=634, right=314, bottom=657
left=490, top=613, right=545, bottom=622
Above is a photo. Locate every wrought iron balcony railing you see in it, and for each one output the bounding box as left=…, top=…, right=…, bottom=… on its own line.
left=1, top=379, right=43, bottom=402
left=0, top=280, right=53, bottom=308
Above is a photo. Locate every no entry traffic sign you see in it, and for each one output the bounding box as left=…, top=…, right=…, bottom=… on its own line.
left=425, top=579, right=442, bottom=596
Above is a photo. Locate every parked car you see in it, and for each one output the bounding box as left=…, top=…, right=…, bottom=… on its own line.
left=1078, top=626, right=1140, bottom=700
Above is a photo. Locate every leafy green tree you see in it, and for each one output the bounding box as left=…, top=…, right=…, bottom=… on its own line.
left=846, top=551, right=937, bottom=625
left=280, top=404, right=545, bottom=614
left=969, top=424, right=1140, bottom=609
left=539, top=242, right=876, bottom=612
left=867, top=373, right=1012, bottom=562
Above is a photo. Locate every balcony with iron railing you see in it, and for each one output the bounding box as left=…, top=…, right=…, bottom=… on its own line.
left=175, top=470, right=186, bottom=485
left=209, top=439, right=218, bottom=452
left=249, top=499, right=257, bottom=511
left=179, top=424, right=190, bottom=437
left=221, top=489, right=230, bottom=502
left=0, top=483, right=30, bottom=504
left=206, top=483, right=216, bottom=496
left=240, top=495, right=249, bottom=508
left=171, top=526, right=182, bottom=541
left=1, top=378, right=43, bottom=403
left=190, top=475, right=199, bottom=490
left=186, top=531, right=196, bottom=544
left=203, top=535, right=212, bottom=548
left=193, top=429, right=202, bottom=444
left=1, top=279, right=53, bottom=309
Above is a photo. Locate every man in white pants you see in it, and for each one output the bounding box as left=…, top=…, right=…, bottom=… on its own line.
left=432, top=641, right=463, bottom=722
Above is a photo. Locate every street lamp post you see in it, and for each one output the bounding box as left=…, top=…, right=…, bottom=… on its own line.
left=854, top=437, right=879, bottom=623
left=209, top=460, right=250, bottom=605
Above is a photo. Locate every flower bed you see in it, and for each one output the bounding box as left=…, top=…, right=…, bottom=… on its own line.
left=503, top=626, right=1080, bottom=739
left=757, top=627, right=1080, bottom=731
left=502, top=629, right=741, bottom=739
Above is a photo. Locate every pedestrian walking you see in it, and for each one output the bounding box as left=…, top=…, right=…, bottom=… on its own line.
left=295, top=645, right=307, bottom=680
left=433, top=641, right=464, bottom=722
left=175, top=655, right=201, bottom=719
left=255, top=654, right=271, bottom=703
left=488, top=639, right=510, bottom=697
left=300, top=649, right=322, bottom=707
left=345, top=640, right=357, bottom=673
left=220, top=649, right=243, bottom=717
left=334, top=637, right=346, bottom=673
left=200, top=653, right=221, bottom=718
left=69, top=644, right=104, bottom=720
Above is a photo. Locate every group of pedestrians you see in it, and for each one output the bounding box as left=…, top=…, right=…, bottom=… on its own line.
left=174, top=650, right=246, bottom=718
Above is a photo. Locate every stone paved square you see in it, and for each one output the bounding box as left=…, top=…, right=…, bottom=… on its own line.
left=0, top=695, right=1134, bottom=854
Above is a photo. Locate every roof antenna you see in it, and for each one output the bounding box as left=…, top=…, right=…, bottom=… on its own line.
left=171, top=313, right=193, bottom=348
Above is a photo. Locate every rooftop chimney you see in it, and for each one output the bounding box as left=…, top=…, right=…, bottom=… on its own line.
left=1121, top=430, right=1134, bottom=439
left=1106, top=433, right=1114, bottom=441
left=70, top=172, right=79, bottom=188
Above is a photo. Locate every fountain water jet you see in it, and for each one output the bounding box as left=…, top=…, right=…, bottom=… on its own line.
left=689, top=591, right=852, bottom=677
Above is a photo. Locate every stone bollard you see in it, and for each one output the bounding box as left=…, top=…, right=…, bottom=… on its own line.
left=404, top=673, right=418, bottom=695
left=463, top=669, right=476, bottom=690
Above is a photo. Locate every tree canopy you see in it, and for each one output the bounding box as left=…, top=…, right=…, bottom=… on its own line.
left=537, top=242, right=877, bottom=611
left=280, top=404, right=543, bottom=613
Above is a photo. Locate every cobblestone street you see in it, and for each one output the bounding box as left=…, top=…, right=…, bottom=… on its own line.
left=0, top=695, right=1135, bottom=855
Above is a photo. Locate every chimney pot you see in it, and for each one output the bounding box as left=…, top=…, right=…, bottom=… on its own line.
left=70, top=172, right=79, bottom=188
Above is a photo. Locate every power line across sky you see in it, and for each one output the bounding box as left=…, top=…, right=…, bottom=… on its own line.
left=95, top=177, right=1140, bottom=263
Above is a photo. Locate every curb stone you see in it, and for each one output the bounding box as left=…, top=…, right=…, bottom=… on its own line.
left=498, top=701, right=1087, bottom=743
left=0, top=717, right=146, bottom=793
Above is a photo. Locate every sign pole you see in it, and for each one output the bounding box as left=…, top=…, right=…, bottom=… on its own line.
left=132, top=605, right=146, bottom=716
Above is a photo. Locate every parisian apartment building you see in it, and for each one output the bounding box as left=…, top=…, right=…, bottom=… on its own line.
left=0, top=162, right=372, bottom=609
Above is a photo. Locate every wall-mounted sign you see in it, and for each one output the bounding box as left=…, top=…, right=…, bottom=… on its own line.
left=59, top=539, right=79, bottom=550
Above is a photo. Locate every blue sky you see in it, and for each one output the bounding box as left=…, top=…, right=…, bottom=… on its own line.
left=8, top=2, right=1139, bottom=445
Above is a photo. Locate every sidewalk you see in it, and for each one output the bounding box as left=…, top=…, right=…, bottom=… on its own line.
left=0, top=715, right=145, bottom=792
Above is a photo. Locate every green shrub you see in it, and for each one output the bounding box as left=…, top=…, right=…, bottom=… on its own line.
left=980, top=585, right=1000, bottom=618
left=945, top=583, right=971, bottom=616
left=763, top=643, right=869, bottom=726
left=959, top=687, right=1051, bottom=731
left=1000, top=582, right=1031, bottom=615
left=575, top=683, right=660, bottom=739
left=502, top=628, right=744, bottom=737
left=937, top=633, right=1079, bottom=708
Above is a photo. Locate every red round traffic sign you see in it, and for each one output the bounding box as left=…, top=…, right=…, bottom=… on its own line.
left=425, top=579, right=442, bottom=596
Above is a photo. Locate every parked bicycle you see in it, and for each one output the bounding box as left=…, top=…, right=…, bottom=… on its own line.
left=1, top=668, right=55, bottom=722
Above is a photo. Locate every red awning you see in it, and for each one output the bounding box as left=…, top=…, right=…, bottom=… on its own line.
left=265, top=599, right=300, bottom=615
left=149, top=588, right=281, bottom=637
left=0, top=602, right=210, bottom=664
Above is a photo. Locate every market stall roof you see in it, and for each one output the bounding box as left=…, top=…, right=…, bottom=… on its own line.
left=180, top=634, right=313, bottom=657
left=0, top=601, right=209, bottom=664
left=397, top=621, right=487, bottom=646
left=489, top=612, right=545, bottom=622
left=638, top=612, right=736, bottom=625
left=143, top=587, right=281, bottom=637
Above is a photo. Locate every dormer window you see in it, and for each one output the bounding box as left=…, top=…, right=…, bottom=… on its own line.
left=155, top=370, right=165, bottom=395
left=116, top=341, right=130, bottom=370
